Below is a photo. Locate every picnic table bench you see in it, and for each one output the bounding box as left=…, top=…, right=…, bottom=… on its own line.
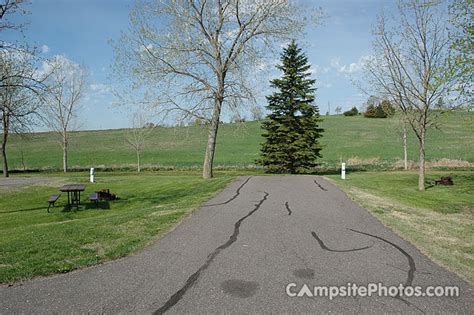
left=89, top=192, right=99, bottom=206
left=47, top=194, right=60, bottom=212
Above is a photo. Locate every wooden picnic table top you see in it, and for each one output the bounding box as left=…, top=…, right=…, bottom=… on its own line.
left=59, top=184, right=86, bottom=192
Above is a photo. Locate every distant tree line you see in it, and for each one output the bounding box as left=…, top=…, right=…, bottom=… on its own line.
left=364, top=100, right=395, bottom=118
left=343, top=107, right=359, bottom=116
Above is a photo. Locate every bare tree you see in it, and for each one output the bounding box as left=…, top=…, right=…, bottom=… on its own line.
left=334, top=106, right=342, bottom=115
left=124, top=109, right=154, bottom=173
left=17, top=132, right=30, bottom=171
left=395, top=113, right=409, bottom=170
left=112, top=0, right=319, bottom=178
left=250, top=105, right=263, bottom=121
left=41, top=56, right=87, bottom=173
left=0, top=49, right=42, bottom=177
left=0, top=0, right=28, bottom=37
left=363, top=0, right=459, bottom=191
left=0, top=0, right=40, bottom=93
left=0, top=0, right=48, bottom=177
left=449, top=0, right=473, bottom=108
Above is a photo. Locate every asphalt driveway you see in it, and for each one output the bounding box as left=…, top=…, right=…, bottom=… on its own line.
left=1, top=176, right=472, bottom=313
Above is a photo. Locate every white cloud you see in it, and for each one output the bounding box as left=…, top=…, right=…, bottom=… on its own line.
left=310, top=64, right=330, bottom=75
left=90, top=83, right=111, bottom=94
left=138, top=43, right=154, bottom=53
left=331, top=55, right=374, bottom=74
left=39, top=55, right=84, bottom=79
left=41, top=45, right=50, bottom=54
left=340, top=63, right=360, bottom=74
left=330, top=57, right=341, bottom=69
left=253, top=57, right=280, bottom=73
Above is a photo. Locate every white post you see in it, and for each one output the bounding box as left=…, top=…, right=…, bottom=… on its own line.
left=90, top=168, right=95, bottom=183
left=341, top=163, right=346, bottom=180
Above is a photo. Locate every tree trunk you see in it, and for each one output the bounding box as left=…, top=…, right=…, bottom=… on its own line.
left=1, top=113, right=9, bottom=178
left=21, top=150, right=26, bottom=171
left=62, top=132, right=68, bottom=173
left=418, top=129, right=426, bottom=191
left=403, top=123, right=408, bottom=170
left=203, top=96, right=223, bottom=179
left=137, top=150, right=141, bottom=173
left=1, top=132, right=8, bottom=178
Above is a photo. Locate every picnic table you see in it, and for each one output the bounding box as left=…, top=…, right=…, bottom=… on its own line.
left=60, top=184, right=86, bottom=209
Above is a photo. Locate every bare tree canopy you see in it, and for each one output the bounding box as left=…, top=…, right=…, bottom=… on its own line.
left=1, top=0, right=45, bottom=96
left=124, top=109, right=154, bottom=173
left=41, top=56, right=87, bottom=173
left=363, top=0, right=460, bottom=191
left=250, top=104, right=263, bottom=121
left=449, top=0, right=473, bottom=106
left=0, top=0, right=28, bottom=34
left=112, top=0, right=320, bottom=178
left=0, top=49, right=44, bottom=177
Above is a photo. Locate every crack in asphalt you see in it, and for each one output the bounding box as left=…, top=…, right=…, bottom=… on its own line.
left=348, top=229, right=423, bottom=314
left=285, top=201, right=292, bottom=215
left=314, top=180, right=328, bottom=191
left=153, top=191, right=269, bottom=314
left=311, top=231, right=373, bottom=252
left=386, top=263, right=431, bottom=276
left=348, top=229, right=415, bottom=286
left=203, top=177, right=252, bottom=207
left=312, top=228, right=422, bottom=313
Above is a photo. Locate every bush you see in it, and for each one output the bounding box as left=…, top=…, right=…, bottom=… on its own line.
left=364, top=104, right=377, bottom=118
left=364, top=100, right=395, bottom=118
left=343, top=106, right=359, bottom=116
left=381, top=100, right=395, bottom=117
left=375, top=104, right=387, bottom=118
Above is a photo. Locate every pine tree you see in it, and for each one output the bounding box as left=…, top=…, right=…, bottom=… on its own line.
left=257, top=41, right=323, bottom=173
left=364, top=104, right=378, bottom=118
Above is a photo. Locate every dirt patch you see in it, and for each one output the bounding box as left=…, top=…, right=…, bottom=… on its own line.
left=0, top=264, right=14, bottom=269
left=80, top=243, right=105, bottom=256
left=0, top=177, right=66, bottom=187
left=346, top=157, right=381, bottom=166
left=393, top=158, right=474, bottom=170
left=148, top=209, right=186, bottom=217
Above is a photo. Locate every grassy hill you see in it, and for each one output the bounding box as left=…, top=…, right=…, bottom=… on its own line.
left=5, top=112, right=474, bottom=172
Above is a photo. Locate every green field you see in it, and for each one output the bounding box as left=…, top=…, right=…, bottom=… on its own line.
left=5, top=113, right=473, bottom=172
left=0, top=172, right=233, bottom=283
left=328, top=171, right=474, bottom=283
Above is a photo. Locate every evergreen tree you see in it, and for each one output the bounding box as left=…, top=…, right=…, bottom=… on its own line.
left=257, top=41, right=323, bottom=173
left=381, top=100, right=395, bottom=116
left=364, top=104, right=378, bottom=118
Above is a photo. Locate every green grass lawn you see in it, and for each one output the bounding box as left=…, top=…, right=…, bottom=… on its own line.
left=0, top=171, right=234, bottom=284
left=6, top=112, right=473, bottom=171
left=326, top=170, right=474, bottom=283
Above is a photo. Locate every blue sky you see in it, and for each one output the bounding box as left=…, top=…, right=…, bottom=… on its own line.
left=4, top=0, right=398, bottom=130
